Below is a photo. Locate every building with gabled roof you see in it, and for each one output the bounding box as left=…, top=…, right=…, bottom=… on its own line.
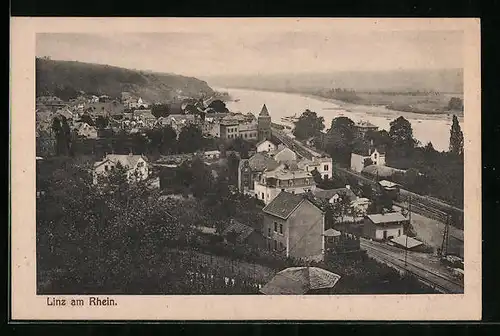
left=254, top=162, right=316, bottom=205
left=221, top=219, right=266, bottom=248
left=262, top=191, right=325, bottom=261
left=93, top=153, right=149, bottom=184
left=363, top=212, right=409, bottom=241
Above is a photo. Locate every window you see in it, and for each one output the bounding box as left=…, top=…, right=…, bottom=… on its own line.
left=324, top=174, right=328, bottom=179
left=137, top=162, right=144, bottom=168
left=374, top=153, right=378, bottom=159
left=279, top=224, right=283, bottom=234
left=398, top=229, right=401, bottom=236
left=268, top=228, right=271, bottom=237
left=324, top=164, right=329, bottom=171
left=274, top=222, right=278, bottom=232
left=105, top=165, right=109, bottom=171
left=273, top=240, right=278, bottom=250
left=279, top=242, right=284, bottom=250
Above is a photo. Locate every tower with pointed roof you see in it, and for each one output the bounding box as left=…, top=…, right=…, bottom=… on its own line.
left=258, top=104, right=272, bottom=141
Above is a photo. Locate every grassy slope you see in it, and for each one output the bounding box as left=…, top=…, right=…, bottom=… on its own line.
left=36, top=58, right=215, bottom=103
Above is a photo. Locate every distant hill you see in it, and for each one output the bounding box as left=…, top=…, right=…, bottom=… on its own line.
left=204, top=68, right=463, bottom=94
left=36, top=58, right=215, bottom=102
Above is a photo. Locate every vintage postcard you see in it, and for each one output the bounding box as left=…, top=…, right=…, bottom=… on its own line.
left=10, top=17, right=481, bottom=320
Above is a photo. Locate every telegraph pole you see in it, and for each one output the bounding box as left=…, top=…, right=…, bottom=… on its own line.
left=405, top=195, right=411, bottom=267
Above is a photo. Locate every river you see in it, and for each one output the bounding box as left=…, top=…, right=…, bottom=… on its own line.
left=216, top=87, right=464, bottom=152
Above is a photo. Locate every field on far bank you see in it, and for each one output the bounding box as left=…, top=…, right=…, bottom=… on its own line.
left=355, top=92, right=463, bottom=115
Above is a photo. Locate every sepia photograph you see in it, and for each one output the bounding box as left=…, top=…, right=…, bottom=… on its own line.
left=11, top=17, right=481, bottom=320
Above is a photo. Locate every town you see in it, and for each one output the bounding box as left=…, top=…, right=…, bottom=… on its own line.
left=36, top=83, right=465, bottom=295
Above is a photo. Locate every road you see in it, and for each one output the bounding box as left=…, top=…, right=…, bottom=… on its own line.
left=360, top=238, right=464, bottom=294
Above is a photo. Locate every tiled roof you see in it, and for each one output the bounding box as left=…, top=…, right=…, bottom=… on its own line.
left=323, top=228, right=341, bottom=237
left=367, top=212, right=408, bottom=224
left=262, top=191, right=309, bottom=220
left=390, top=235, right=423, bottom=249
left=95, top=154, right=145, bottom=169
left=248, top=153, right=280, bottom=172
left=259, top=104, right=270, bottom=117
left=260, top=267, right=341, bottom=295
left=221, top=219, right=255, bottom=242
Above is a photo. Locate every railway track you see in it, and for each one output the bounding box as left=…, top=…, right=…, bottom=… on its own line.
left=361, top=240, right=464, bottom=294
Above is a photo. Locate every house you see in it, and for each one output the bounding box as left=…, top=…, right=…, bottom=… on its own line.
left=93, top=154, right=149, bottom=184
left=133, top=109, right=156, bottom=128
left=354, top=120, right=379, bottom=139
left=219, top=117, right=240, bottom=140
left=256, top=139, right=278, bottom=153
left=254, top=163, right=316, bottom=204
left=160, top=114, right=196, bottom=134
left=221, top=219, right=266, bottom=249
left=262, top=191, right=325, bottom=261
left=313, top=187, right=357, bottom=205
left=237, top=152, right=281, bottom=193
left=350, top=146, right=386, bottom=173
left=74, top=122, right=98, bottom=139
left=203, top=150, right=221, bottom=160
left=237, top=121, right=259, bottom=140
left=363, top=212, right=408, bottom=241
left=268, top=145, right=298, bottom=164
left=298, top=156, right=333, bottom=179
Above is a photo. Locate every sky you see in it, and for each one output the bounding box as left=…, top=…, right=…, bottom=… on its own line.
left=36, top=27, right=463, bottom=78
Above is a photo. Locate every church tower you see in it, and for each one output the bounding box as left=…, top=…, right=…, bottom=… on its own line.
left=257, top=104, right=272, bottom=141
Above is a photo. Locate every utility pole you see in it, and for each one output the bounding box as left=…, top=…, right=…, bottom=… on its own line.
left=405, top=195, right=411, bottom=267
left=441, top=214, right=450, bottom=258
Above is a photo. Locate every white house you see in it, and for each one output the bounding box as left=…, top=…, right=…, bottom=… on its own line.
left=256, top=139, right=278, bottom=153
left=74, top=122, right=98, bottom=139
left=93, top=154, right=149, bottom=184
left=363, top=212, right=408, bottom=241
left=350, top=147, right=386, bottom=173
left=254, top=163, right=316, bottom=204
left=298, top=156, right=333, bottom=179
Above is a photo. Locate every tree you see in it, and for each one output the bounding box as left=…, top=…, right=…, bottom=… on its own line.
left=177, top=124, right=204, bottom=154
left=449, top=115, right=464, bottom=156
left=151, top=104, right=171, bottom=118
left=80, top=113, right=94, bottom=126
left=389, top=116, right=416, bottom=156
left=160, top=125, right=177, bottom=155
left=52, top=116, right=71, bottom=156
left=95, top=116, right=109, bottom=130
left=190, top=157, right=214, bottom=198
left=447, top=97, right=464, bottom=111
left=208, top=99, right=229, bottom=113
left=226, top=152, right=240, bottom=185
left=310, top=168, right=323, bottom=185
left=292, top=109, right=325, bottom=140
left=227, top=137, right=253, bottom=159
left=324, top=116, right=355, bottom=166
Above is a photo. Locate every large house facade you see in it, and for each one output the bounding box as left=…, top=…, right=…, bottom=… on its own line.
left=262, top=191, right=325, bottom=261
left=254, top=163, right=316, bottom=205
left=93, top=154, right=149, bottom=184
